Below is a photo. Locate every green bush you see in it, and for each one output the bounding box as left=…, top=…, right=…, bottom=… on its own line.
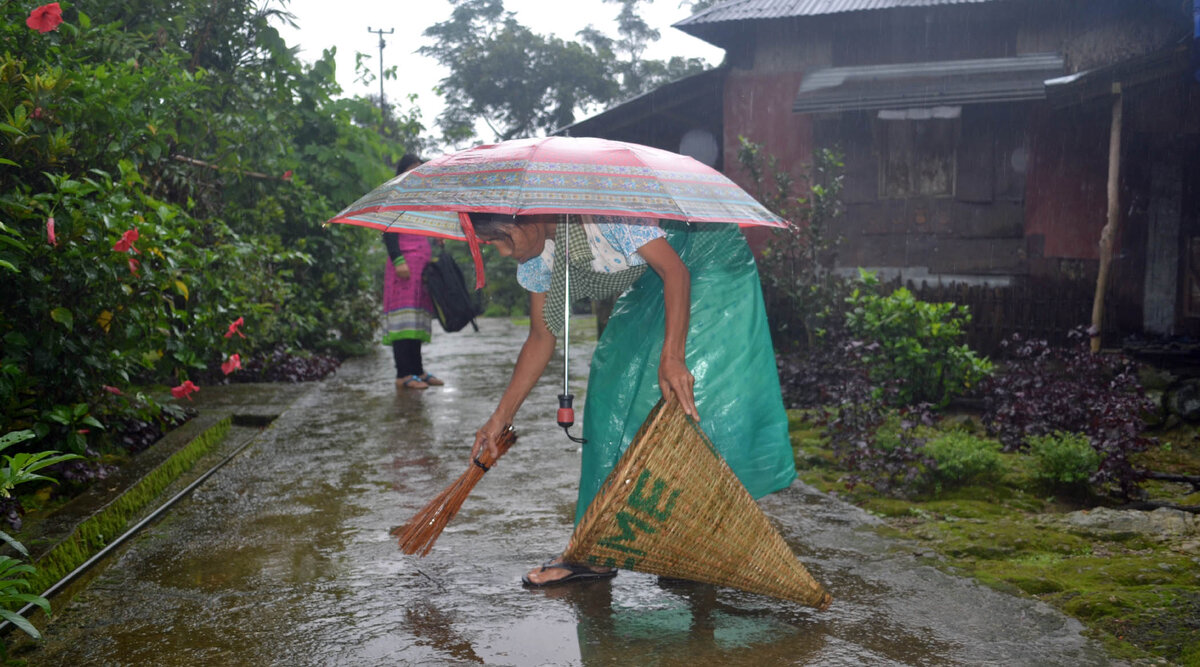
left=844, top=270, right=993, bottom=408
left=0, top=429, right=81, bottom=641
left=1028, top=431, right=1100, bottom=487
left=0, top=1, right=419, bottom=458
left=924, top=431, right=1003, bottom=489
left=737, top=142, right=847, bottom=351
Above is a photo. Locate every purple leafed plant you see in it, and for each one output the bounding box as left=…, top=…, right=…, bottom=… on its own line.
left=980, top=329, right=1155, bottom=498
left=818, top=341, right=938, bottom=497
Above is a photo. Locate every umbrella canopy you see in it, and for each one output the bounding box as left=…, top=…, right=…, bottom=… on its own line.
left=326, top=137, right=791, bottom=442
left=325, top=136, right=789, bottom=287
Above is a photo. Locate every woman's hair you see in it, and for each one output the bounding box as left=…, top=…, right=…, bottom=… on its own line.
left=468, top=212, right=518, bottom=242
left=396, top=153, right=422, bottom=176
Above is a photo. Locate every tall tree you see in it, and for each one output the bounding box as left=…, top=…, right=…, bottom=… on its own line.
left=422, top=0, right=707, bottom=143
left=420, top=0, right=616, bottom=143
left=680, top=0, right=724, bottom=13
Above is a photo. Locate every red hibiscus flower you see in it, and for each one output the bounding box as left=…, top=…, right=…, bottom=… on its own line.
left=224, top=316, right=246, bottom=339
left=128, top=257, right=140, bottom=276
left=281, top=170, right=293, bottom=181
left=26, top=3, right=63, bottom=34
left=46, top=217, right=56, bottom=246
left=171, top=380, right=199, bottom=401
left=112, top=228, right=140, bottom=253
left=221, top=353, right=242, bottom=375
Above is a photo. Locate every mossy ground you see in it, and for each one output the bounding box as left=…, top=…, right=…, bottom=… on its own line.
left=12, top=417, right=232, bottom=596
left=788, top=409, right=1200, bottom=665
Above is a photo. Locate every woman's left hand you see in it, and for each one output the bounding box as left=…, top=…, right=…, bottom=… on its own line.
left=640, top=238, right=698, bottom=422
left=659, top=356, right=698, bottom=421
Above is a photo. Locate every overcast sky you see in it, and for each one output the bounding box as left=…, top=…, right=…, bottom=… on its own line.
left=271, top=0, right=724, bottom=146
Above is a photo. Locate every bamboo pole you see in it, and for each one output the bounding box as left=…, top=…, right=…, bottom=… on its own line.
left=1090, top=87, right=1123, bottom=353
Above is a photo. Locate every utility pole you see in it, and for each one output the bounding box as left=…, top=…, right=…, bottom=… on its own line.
left=366, top=26, right=394, bottom=116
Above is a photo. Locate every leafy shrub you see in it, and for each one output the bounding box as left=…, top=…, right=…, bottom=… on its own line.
left=819, top=341, right=937, bottom=497
left=1028, top=431, right=1100, bottom=488
left=923, top=431, right=1003, bottom=488
left=0, top=429, right=80, bottom=641
left=737, top=142, right=848, bottom=351
left=776, top=340, right=858, bottom=409
left=0, top=1, right=412, bottom=470
left=193, top=347, right=341, bottom=385
left=981, top=331, right=1153, bottom=497
left=843, top=270, right=993, bottom=408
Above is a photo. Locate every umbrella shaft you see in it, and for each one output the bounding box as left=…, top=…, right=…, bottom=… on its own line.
left=563, top=234, right=570, bottom=394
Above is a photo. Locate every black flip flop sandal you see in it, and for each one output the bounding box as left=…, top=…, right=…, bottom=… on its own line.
left=521, top=560, right=617, bottom=588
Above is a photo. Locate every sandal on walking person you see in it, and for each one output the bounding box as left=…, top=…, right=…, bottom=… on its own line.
left=397, top=374, right=429, bottom=390
left=420, top=373, right=444, bottom=386
left=522, top=559, right=617, bottom=587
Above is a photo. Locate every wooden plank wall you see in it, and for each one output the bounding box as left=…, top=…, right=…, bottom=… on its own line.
left=765, top=276, right=1116, bottom=359
left=890, top=276, right=1116, bottom=356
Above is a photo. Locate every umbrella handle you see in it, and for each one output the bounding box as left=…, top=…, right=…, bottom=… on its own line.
left=558, top=394, right=586, bottom=444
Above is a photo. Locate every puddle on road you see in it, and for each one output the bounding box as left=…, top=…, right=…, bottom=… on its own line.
left=13, top=320, right=1119, bottom=666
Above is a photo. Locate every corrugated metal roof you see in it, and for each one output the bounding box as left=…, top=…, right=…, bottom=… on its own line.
left=553, top=68, right=724, bottom=139
left=792, top=53, right=1064, bottom=112
left=677, top=0, right=1007, bottom=26
left=1045, top=45, right=1191, bottom=108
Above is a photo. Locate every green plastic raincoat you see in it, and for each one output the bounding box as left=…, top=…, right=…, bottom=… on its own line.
left=575, top=221, right=795, bottom=523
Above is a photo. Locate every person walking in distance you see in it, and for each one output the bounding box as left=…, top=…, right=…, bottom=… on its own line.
left=382, top=154, right=444, bottom=389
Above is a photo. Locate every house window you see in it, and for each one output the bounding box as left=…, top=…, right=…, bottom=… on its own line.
left=877, top=108, right=959, bottom=198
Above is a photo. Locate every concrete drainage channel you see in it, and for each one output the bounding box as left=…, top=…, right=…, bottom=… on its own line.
left=0, top=409, right=283, bottom=640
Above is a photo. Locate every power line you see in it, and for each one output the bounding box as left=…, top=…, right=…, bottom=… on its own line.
left=367, top=26, right=394, bottom=115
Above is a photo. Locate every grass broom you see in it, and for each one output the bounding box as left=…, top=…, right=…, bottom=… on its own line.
left=391, top=426, right=517, bottom=556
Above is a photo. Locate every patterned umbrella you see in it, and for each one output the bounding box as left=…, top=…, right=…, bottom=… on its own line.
left=326, top=136, right=788, bottom=442
left=325, top=136, right=788, bottom=287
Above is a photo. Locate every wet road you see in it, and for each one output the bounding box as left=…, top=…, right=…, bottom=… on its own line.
left=20, top=319, right=1122, bottom=666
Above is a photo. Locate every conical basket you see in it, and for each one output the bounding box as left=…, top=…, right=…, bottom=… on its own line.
left=563, top=400, right=832, bottom=610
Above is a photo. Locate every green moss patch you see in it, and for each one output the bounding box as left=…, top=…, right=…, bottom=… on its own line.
left=790, top=413, right=1200, bottom=664
left=902, top=516, right=1200, bottom=661
left=27, top=417, right=232, bottom=595
left=1133, top=426, right=1200, bottom=474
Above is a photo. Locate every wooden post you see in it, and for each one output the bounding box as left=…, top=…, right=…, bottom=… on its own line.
left=1090, top=86, right=1123, bottom=352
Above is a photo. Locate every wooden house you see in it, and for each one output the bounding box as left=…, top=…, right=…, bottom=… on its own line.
left=561, top=0, right=1199, bottom=353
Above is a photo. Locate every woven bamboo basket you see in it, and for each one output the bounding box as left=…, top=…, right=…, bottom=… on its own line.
left=562, top=400, right=832, bottom=610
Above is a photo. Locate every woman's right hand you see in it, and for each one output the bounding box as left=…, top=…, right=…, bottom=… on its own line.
left=472, top=415, right=510, bottom=462
left=470, top=293, right=554, bottom=465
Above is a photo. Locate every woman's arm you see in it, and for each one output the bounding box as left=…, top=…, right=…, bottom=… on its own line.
left=382, top=233, right=410, bottom=278
left=473, top=291, right=556, bottom=458
left=638, top=237, right=698, bottom=421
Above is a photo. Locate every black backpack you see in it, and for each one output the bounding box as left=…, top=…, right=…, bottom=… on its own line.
left=422, top=245, right=481, bottom=333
